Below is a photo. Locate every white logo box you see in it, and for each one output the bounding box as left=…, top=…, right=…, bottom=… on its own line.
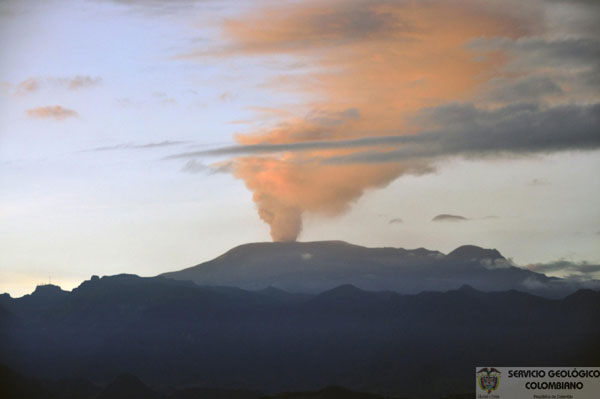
left=475, top=367, right=600, bottom=399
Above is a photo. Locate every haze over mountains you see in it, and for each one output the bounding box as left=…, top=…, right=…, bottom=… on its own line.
left=162, top=241, right=599, bottom=298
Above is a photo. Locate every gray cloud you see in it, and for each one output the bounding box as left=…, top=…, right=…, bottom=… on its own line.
left=85, top=140, right=190, bottom=152
left=152, top=91, right=178, bottom=105
left=210, top=161, right=235, bottom=174
left=327, top=102, right=600, bottom=164
left=182, top=159, right=234, bottom=175
left=388, top=218, right=403, bottom=224
left=164, top=134, right=419, bottom=159
left=470, top=37, right=600, bottom=103
left=181, top=159, right=208, bottom=174
left=482, top=76, right=563, bottom=104
left=528, top=178, right=550, bottom=187
left=432, top=214, right=468, bottom=222
left=416, top=102, right=600, bottom=152
left=545, top=0, right=600, bottom=4
left=544, top=0, right=600, bottom=37
left=432, top=214, right=498, bottom=223
left=98, top=0, right=235, bottom=16
left=107, top=0, right=221, bottom=4
left=470, top=37, right=600, bottom=70
left=166, top=102, right=600, bottom=164
left=528, top=261, right=600, bottom=276
left=103, top=0, right=212, bottom=7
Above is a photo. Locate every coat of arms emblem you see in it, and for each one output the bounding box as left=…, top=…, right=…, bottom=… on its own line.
left=477, top=367, right=501, bottom=394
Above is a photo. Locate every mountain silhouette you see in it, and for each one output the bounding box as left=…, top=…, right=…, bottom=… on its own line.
left=446, top=245, right=504, bottom=261
left=267, top=385, right=390, bottom=398
left=1, top=273, right=598, bottom=398
left=97, top=373, right=161, bottom=399
left=161, top=241, right=597, bottom=297
left=0, top=363, right=401, bottom=399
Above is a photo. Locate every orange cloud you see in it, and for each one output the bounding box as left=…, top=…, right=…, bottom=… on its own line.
left=223, top=0, right=532, bottom=123
left=209, top=0, right=541, bottom=241
left=16, top=78, right=40, bottom=95
left=15, top=75, right=102, bottom=95
left=26, top=105, right=78, bottom=120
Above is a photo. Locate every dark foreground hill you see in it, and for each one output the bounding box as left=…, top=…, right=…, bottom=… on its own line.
left=1, top=274, right=599, bottom=398
left=161, top=241, right=599, bottom=297
left=1, top=364, right=397, bottom=399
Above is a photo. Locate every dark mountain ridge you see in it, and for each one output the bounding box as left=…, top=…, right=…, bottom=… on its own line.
left=1, top=274, right=598, bottom=399
left=0, top=363, right=399, bottom=399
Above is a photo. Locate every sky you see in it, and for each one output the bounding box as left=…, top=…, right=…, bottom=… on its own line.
left=1, top=0, right=599, bottom=297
